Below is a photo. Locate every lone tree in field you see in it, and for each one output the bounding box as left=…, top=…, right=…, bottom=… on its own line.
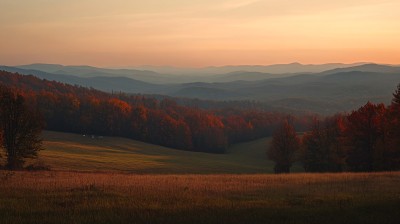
left=0, top=86, right=43, bottom=170
left=267, top=119, right=300, bottom=173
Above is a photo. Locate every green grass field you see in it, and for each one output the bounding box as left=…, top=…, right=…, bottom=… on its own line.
left=36, top=131, right=303, bottom=173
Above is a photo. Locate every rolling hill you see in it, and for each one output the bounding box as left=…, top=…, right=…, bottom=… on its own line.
left=2, top=63, right=400, bottom=114
left=16, top=63, right=171, bottom=84
left=321, top=63, right=400, bottom=75
left=13, top=62, right=368, bottom=82
left=0, top=66, right=162, bottom=93
left=132, top=62, right=367, bottom=75
left=166, top=71, right=400, bottom=113
left=34, top=131, right=303, bottom=174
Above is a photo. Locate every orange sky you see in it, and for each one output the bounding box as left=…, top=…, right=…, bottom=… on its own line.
left=1, top=0, right=399, bottom=67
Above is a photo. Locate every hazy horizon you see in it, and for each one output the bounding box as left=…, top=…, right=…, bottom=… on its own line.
left=1, top=0, right=399, bottom=67
left=1, top=61, right=382, bottom=70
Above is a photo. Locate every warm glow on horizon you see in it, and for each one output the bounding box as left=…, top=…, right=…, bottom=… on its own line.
left=1, top=0, right=399, bottom=67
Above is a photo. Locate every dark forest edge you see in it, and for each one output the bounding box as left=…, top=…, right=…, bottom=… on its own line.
left=268, top=84, right=400, bottom=173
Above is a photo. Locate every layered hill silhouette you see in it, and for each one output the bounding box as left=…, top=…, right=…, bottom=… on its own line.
left=1, top=63, right=400, bottom=114
left=12, top=62, right=367, bottom=83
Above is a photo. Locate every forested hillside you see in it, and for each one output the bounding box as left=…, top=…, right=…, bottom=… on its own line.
left=0, top=70, right=311, bottom=153
left=299, top=90, right=400, bottom=172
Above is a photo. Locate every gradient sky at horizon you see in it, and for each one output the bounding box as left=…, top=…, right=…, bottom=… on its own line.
left=1, top=0, right=399, bottom=67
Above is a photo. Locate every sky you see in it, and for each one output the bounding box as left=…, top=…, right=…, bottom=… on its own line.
left=0, top=0, right=399, bottom=67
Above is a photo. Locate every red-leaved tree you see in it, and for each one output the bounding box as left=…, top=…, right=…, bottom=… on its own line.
left=267, top=119, right=300, bottom=173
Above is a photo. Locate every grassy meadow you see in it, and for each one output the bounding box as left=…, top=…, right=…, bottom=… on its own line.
left=34, top=131, right=304, bottom=174
left=1, top=131, right=399, bottom=223
left=0, top=171, right=399, bottom=224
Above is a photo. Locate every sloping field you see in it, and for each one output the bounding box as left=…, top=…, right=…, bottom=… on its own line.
left=37, top=131, right=303, bottom=173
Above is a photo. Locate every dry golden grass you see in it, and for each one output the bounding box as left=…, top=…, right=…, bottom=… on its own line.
left=0, top=171, right=399, bottom=224
left=1, top=132, right=398, bottom=223
left=34, top=131, right=303, bottom=173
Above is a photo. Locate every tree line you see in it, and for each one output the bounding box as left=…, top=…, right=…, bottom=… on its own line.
left=1, top=70, right=398, bottom=172
left=268, top=84, right=400, bottom=173
left=0, top=70, right=311, bottom=159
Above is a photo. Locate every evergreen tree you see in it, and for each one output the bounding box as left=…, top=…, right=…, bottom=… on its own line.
left=386, top=83, right=400, bottom=170
left=392, top=84, right=400, bottom=106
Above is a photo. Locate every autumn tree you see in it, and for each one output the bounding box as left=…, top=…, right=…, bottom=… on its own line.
left=345, top=102, right=387, bottom=172
left=267, top=119, right=300, bottom=173
left=183, top=110, right=228, bottom=153
left=106, top=98, right=132, bottom=136
left=223, top=115, right=253, bottom=143
left=301, top=115, right=346, bottom=172
left=0, top=86, right=43, bottom=169
left=130, top=105, right=148, bottom=140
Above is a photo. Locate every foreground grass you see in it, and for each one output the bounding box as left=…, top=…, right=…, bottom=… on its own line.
left=36, top=131, right=304, bottom=174
left=0, top=171, right=399, bottom=224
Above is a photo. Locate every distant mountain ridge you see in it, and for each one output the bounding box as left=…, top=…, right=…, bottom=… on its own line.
left=13, top=62, right=371, bottom=83
left=321, top=63, right=400, bottom=75
left=130, top=62, right=368, bottom=75
left=0, top=66, right=161, bottom=93
left=16, top=64, right=172, bottom=84
left=2, top=63, right=400, bottom=114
